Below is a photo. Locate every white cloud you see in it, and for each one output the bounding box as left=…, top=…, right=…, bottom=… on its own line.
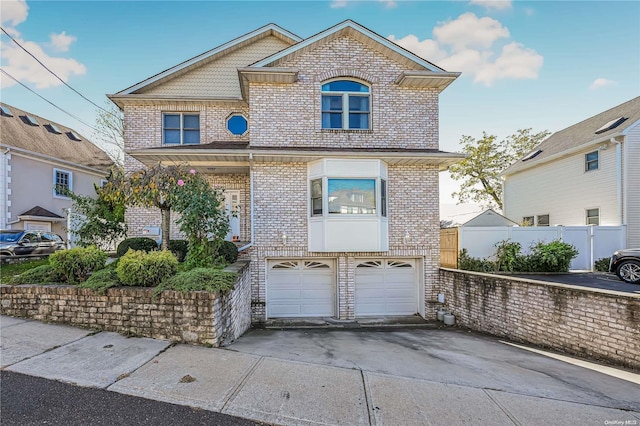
left=388, top=34, right=448, bottom=62
left=49, top=31, right=77, bottom=52
left=389, top=12, right=543, bottom=86
left=1, top=39, right=86, bottom=89
left=589, top=78, right=616, bottom=90
left=0, top=0, right=29, bottom=27
left=469, top=0, right=512, bottom=11
left=330, top=0, right=348, bottom=8
left=379, top=0, right=397, bottom=8
left=433, top=12, right=509, bottom=51
left=0, top=0, right=86, bottom=89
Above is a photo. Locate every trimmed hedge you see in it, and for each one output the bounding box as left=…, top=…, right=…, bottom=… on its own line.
left=116, top=249, right=178, bottom=287
left=155, top=267, right=236, bottom=294
left=11, top=264, right=62, bottom=285
left=116, top=237, right=158, bottom=257
left=49, top=246, right=107, bottom=284
left=168, top=240, right=188, bottom=262
left=217, top=240, right=238, bottom=264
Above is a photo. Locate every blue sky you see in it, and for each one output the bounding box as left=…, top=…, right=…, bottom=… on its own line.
left=1, top=0, right=638, bottom=219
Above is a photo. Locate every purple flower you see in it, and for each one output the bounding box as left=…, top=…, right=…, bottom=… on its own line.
left=177, top=179, right=185, bottom=186
left=189, top=169, right=196, bottom=174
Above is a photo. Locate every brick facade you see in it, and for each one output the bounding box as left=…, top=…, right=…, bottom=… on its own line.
left=119, top=28, right=447, bottom=323
left=438, top=269, right=640, bottom=370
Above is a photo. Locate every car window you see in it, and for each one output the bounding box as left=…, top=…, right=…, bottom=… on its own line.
left=42, top=233, right=58, bottom=242
left=21, top=233, right=39, bottom=243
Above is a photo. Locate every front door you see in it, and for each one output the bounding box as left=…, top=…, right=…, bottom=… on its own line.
left=224, top=190, right=241, bottom=241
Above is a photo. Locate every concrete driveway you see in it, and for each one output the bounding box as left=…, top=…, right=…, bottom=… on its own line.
left=228, top=327, right=640, bottom=410
left=3, top=316, right=639, bottom=425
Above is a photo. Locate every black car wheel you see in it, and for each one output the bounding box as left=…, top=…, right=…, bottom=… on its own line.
left=616, top=259, right=640, bottom=284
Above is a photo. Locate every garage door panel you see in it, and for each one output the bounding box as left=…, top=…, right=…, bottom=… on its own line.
left=268, top=259, right=335, bottom=318
left=355, top=259, right=418, bottom=317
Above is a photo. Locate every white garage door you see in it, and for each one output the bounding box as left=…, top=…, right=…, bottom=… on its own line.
left=267, top=259, right=335, bottom=318
left=355, top=259, right=418, bottom=316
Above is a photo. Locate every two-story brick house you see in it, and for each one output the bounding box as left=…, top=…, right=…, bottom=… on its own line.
left=109, top=20, right=462, bottom=322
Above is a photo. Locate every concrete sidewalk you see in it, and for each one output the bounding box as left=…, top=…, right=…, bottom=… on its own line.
left=1, top=316, right=639, bottom=426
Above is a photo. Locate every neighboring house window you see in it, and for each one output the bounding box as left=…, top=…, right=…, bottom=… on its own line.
left=536, top=214, right=549, bottom=226
left=53, top=168, right=72, bottom=197
left=522, top=216, right=534, bottom=226
left=586, top=208, right=600, bottom=225
left=163, top=113, right=200, bottom=144
left=321, top=80, right=370, bottom=130
left=585, top=151, right=599, bottom=171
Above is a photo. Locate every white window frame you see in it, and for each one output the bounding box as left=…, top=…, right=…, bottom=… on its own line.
left=522, top=216, right=534, bottom=226
left=225, top=113, right=248, bottom=136
left=536, top=214, right=550, bottom=226
left=321, top=79, right=371, bottom=130
left=585, top=150, right=599, bottom=172
left=586, top=208, right=600, bottom=225
left=162, top=112, right=200, bottom=145
left=53, top=168, right=72, bottom=198
left=310, top=176, right=387, bottom=217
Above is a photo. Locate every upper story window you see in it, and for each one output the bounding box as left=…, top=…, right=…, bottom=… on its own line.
left=163, top=113, right=199, bottom=145
left=321, top=80, right=370, bottom=130
left=226, top=114, right=248, bottom=136
left=54, top=168, right=72, bottom=197
left=586, top=208, right=600, bottom=225
left=585, top=151, right=599, bottom=171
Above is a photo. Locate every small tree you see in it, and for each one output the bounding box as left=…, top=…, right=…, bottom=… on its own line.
left=173, top=170, right=230, bottom=268
left=93, top=102, right=124, bottom=166
left=449, top=128, right=550, bottom=210
left=66, top=167, right=127, bottom=249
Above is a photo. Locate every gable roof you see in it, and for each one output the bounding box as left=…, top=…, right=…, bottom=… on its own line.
left=504, top=96, right=640, bottom=176
left=0, top=102, right=113, bottom=172
left=461, top=209, right=518, bottom=227
left=19, top=206, right=64, bottom=219
left=112, top=23, right=301, bottom=99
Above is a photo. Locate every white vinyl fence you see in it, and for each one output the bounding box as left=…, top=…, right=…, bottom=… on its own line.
left=459, top=225, right=627, bottom=271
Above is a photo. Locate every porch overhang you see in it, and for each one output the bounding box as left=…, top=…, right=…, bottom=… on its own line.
left=127, top=145, right=465, bottom=172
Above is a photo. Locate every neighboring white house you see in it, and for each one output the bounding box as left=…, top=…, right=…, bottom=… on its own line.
left=502, top=96, right=640, bottom=248
left=109, top=20, right=463, bottom=322
left=0, top=103, right=113, bottom=237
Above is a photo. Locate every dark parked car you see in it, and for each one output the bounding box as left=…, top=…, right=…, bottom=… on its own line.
left=0, top=230, right=65, bottom=257
left=609, top=248, right=640, bottom=284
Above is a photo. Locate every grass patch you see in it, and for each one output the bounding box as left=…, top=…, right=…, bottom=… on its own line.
left=9, top=264, right=64, bottom=285
left=155, top=267, right=236, bottom=296
left=1, top=258, right=51, bottom=284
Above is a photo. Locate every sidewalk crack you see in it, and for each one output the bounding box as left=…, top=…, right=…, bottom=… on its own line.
left=220, top=356, right=264, bottom=413
left=484, top=389, right=521, bottom=426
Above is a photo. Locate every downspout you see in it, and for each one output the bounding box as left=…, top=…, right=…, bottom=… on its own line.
left=238, top=152, right=254, bottom=252
left=1, top=147, right=10, bottom=229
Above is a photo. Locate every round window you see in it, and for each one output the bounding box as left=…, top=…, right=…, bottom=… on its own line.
left=226, top=114, right=248, bottom=135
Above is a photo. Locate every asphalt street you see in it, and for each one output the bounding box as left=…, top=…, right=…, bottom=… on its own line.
left=512, top=272, right=640, bottom=293
left=0, top=371, right=264, bottom=426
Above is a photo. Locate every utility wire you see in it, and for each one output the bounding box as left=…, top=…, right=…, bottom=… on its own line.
left=0, top=67, right=99, bottom=133
left=1, top=26, right=116, bottom=118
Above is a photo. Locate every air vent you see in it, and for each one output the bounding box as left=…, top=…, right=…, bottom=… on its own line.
left=45, top=124, right=62, bottom=134
left=522, top=149, right=543, bottom=161
left=66, top=131, right=82, bottom=141
left=25, top=115, right=40, bottom=126
left=0, top=105, right=13, bottom=117
left=595, top=117, right=627, bottom=134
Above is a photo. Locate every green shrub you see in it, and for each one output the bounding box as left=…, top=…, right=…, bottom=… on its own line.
left=116, top=237, right=158, bottom=257
left=594, top=257, right=611, bottom=272
left=458, top=249, right=495, bottom=272
left=528, top=240, right=578, bottom=272
left=217, top=240, right=238, bottom=264
left=79, top=267, right=120, bottom=293
left=116, top=249, right=178, bottom=287
left=155, top=267, right=236, bottom=295
left=168, top=240, right=188, bottom=262
left=495, top=240, right=521, bottom=272
left=12, top=264, right=62, bottom=285
left=49, top=246, right=107, bottom=284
